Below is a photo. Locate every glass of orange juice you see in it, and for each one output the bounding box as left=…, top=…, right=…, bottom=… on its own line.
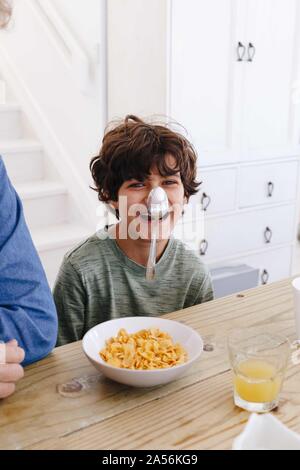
left=228, top=328, right=290, bottom=413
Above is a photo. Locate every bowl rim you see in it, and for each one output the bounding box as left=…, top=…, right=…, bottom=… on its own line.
left=82, top=316, right=203, bottom=374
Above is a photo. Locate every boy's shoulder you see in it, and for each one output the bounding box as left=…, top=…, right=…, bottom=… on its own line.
left=63, top=231, right=109, bottom=267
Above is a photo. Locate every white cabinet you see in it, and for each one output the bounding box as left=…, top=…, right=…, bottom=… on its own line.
left=170, top=0, right=300, bottom=287
left=170, top=0, right=300, bottom=165
left=232, top=246, right=292, bottom=285
left=241, top=0, right=298, bottom=159
left=239, top=161, right=298, bottom=207
left=200, top=205, right=295, bottom=261
left=107, top=0, right=300, bottom=289
left=170, top=0, right=243, bottom=166
left=187, top=168, right=237, bottom=217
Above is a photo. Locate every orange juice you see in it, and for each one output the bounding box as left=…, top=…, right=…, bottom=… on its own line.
left=234, top=359, right=282, bottom=403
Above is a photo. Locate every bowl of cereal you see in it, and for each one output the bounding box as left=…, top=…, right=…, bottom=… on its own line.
left=82, top=316, right=203, bottom=387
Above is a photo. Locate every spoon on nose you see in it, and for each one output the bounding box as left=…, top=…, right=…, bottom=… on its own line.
left=140, top=187, right=169, bottom=281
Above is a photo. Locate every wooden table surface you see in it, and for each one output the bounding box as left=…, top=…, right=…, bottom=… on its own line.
left=1, top=277, right=300, bottom=450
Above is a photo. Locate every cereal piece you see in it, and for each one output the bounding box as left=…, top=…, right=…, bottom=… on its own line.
left=99, top=328, right=188, bottom=370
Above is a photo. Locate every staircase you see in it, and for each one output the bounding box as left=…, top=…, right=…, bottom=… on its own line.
left=0, top=97, right=92, bottom=287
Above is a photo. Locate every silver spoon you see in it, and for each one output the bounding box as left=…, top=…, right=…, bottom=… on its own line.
left=140, top=187, right=169, bottom=281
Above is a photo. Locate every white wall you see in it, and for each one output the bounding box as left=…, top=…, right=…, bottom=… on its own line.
left=107, top=0, right=168, bottom=121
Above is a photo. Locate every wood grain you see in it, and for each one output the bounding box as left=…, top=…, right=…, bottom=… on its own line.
left=0, top=278, right=299, bottom=450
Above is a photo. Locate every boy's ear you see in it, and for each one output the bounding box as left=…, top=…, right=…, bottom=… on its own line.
left=107, top=200, right=120, bottom=220
left=109, top=200, right=118, bottom=210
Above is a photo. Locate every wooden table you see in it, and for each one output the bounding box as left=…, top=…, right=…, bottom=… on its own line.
left=1, top=278, right=300, bottom=450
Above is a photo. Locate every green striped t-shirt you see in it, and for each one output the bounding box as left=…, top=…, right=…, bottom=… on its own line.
left=53, top=227, right=214, bottom=346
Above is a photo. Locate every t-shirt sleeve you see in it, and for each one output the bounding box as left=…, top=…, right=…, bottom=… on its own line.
left=53, top=257, right=87, bottom=346
left=193, top=267, right=214, bottom=305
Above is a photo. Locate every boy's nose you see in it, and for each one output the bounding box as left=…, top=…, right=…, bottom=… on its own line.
left=144, top=187, right=170, bottom=217
left=142, top=183, right=160, bottom=206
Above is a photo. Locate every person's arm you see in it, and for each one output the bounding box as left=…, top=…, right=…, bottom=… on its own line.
left=53, top=257, right=87, bottom=347
left=0, top=157, right=58, bottom=365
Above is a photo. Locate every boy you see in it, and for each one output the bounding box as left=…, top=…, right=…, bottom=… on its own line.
left=54, top=115, right=213, bottom=345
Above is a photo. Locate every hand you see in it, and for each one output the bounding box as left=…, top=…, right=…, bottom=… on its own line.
left=0, top=340, right=25, bottom=399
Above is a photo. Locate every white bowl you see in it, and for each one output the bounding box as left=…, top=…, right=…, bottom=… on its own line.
left=82, top=316, right=203, bottom=387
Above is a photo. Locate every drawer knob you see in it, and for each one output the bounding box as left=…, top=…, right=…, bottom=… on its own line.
left=201, top=192, right=211, bottom=211
left=267, top=181, right=274, bottom=197
left=264, top=226, right=273, bottom=244
left=247, top=42, right=256, bottom=62
left=237, top=41, right=246, bottom=61
left=200, top=239, right=208, bottom=256
left=261, top=269, right=269, bottom=285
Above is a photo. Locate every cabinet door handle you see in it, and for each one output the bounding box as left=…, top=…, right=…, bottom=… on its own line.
left=261, top=269, right=269, bottom=285
left=247, top=42, right=256, bottom=62
left=237, top=41, right=246, bottom=61
left=200, top=239, right=208, bottom=256
left=267, top=181, right=274, bottom=197
left=201, top=192, right=211, bottom=211
left=264, top=226, right=273, bottom=244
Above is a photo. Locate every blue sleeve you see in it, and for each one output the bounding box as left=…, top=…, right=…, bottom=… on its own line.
left=0, top=157, right=58, bottom=365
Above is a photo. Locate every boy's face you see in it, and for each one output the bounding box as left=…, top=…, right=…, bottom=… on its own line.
left=111, top=154, right=187, bottom=241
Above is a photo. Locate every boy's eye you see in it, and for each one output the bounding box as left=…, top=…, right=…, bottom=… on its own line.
left=163, top=180, right=178, bottom=185
left=128, top=180, right=179, bottom=188
left=129, top=182, right=145, bottom=188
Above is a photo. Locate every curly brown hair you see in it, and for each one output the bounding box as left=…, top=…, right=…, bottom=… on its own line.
left=0, top=0, right=12, bottom=29
left=90, top=115, right=201, bottom=203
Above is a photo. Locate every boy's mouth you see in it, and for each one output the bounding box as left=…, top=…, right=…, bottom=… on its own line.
left=140, top=212, right=170, bottom=222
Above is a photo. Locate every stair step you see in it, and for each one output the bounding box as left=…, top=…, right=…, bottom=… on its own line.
left=0, top=103, right=20, bottom=112
left=0, top=104, right=22, bottom=140
left=16, top=180, right=67, bottom=200
left=16, top=180, right=69, bottom=229
left=32, top=224, right=92, bottom=287
left=32, top=223, right=91, bottom=252
left=1, top=140, right=44, bottom=183
left=0, top=139, right=42, bottom=153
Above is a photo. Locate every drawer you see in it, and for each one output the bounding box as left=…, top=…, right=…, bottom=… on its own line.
left=239, top=161, right=298, bottom=208
left=228, top=246, right=292, bottom=285
left=186, top=168, right=236, bottom=219
left=196, top=205, right=295, bottom=260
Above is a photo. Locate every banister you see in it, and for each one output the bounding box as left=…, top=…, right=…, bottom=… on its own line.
left=29, top=0, right=91, bottom=94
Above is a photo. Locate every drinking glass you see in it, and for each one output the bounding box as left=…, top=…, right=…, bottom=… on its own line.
left=228, top=328, right=290, bottom=412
